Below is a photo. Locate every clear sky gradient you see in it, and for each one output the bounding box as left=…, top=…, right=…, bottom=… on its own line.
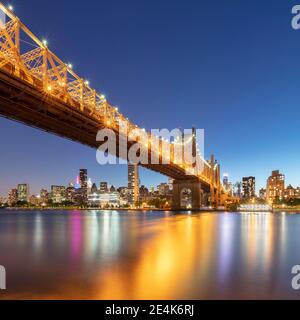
left=1, top=0, right=300, bottom=196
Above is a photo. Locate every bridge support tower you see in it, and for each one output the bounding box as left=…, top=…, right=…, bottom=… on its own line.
left=172, top=179, right=203, bottom=210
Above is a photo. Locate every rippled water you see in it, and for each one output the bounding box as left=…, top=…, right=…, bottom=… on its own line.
left=0, top=210, right=300, bottom=299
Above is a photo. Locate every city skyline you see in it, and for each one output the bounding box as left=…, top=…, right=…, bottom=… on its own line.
left=2, top=165, right=298, bottom=201
left=1, top=0, right=300, bottom=195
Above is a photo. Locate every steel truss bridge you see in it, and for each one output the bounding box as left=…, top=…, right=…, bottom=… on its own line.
left=0, top=3, right=223, bottom=209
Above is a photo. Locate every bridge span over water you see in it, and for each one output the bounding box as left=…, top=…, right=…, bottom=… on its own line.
left=0, top=3, right=224, bottom=209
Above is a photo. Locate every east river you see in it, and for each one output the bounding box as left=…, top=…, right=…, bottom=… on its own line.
left=0, top=210, right=300, bottom=299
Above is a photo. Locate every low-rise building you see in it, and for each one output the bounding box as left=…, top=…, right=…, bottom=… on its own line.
left=88, top=191, right=120, bottom=208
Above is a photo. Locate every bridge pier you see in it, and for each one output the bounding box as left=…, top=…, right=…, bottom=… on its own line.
left=172, top=179, right=203, bottom=210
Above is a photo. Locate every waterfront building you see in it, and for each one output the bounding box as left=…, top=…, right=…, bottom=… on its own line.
left=29, top=195, right=40, bottom=206
left=259, top=188, right=267, bottom=200
left=40, top=189, right=49, bottom=204
left=117, top=187, right=129, bottom=204
left=266, top=170, right=285, bottom=203
left=91, top=183, right=98, bottom=194
left=17, top=184, right=29, bottom=202
left=242, top=177, right=255, bottom=199
left=158, top=183, right=171, bottom=196
left=128, top=164, right=139, bottom=205
left=284, top=185, right=296, bottom=199
left=51, top=185, right=66, bottom=204
left=88, top=191, right=120, bottom=208
left=296, top=188, right=300, bottom=199
left=8, top=188, right=18, bottom=206
left=139, top=185, right=149, bottom=197
left=73, top=188, right=86, bottom=206
left=0, top=196, right=6, bottom=206
left=100, top=182, right=108, bottom=193
left=65, top=186, right=75, bottom=203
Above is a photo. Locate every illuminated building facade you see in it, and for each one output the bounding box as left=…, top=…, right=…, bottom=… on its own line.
left=91, top=183, right=98, bottom=194
left=100, top=182, right=108, bottom=193
left=283, top=185, right=298, bottom=199
left=51, top=185, right=66, bottom=204
left=242, top=177, right=255, bottom=199
left=17, top=184, right=29, bottom=202
left=65, top=186, right=75, bottom=203
left=128, top=164, right=139, bottom=205
left=40, top=189, right=49, bottom=204
left=266, top=170, right=285, bottom=203
left=79, top=169, right=88, bottom=203
left=259, top=188, right=267, bottom=200
left=8, top=188, right=18, bottom=206
left=88, top=192, right=120, bottom=208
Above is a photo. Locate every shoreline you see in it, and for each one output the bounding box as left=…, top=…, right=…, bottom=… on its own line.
left=1, top=207, right=300, bottom=213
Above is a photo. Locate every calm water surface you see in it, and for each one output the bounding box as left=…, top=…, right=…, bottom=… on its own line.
left=0, top=210, right=300, bottom=299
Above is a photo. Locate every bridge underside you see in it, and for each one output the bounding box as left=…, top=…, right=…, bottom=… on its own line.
left=0, top=69, right=211, bottom=185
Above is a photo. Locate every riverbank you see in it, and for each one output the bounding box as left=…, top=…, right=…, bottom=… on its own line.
left=2, top=206, right=300, bottom=213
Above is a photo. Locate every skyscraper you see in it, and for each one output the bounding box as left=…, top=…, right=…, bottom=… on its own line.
left=79, top=169, right=88, bottom=203
left=128, top=164, right=139, bottom=205
left=17, top=184, right=29, bottom=202
left=79, top=169, right=87, bottom=190
left=266, top=170, right=285, bottom=203
left=242, top=177, right=255, bottom=199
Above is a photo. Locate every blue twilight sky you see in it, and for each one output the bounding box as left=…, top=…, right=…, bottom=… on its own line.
left=1, top=0, right=300, bottom=196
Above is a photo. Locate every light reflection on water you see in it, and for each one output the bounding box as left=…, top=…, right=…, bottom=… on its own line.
left=0, top=210, right=300, bottom=299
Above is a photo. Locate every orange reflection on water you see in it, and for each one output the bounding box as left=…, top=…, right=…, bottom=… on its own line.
left=95, top=214, right=217, bottom=299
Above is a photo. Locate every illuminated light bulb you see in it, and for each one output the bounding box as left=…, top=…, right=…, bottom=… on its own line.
left=100, top=94, right=105, bottom=100
left=115, top=107, right=118, bottom=111
left=106, top=120, right=111, bottom=126
left=47, top=85, right=52, bottom=91
left=85, top=80, right=89, bottom=86
left=42, top=39, right=48, bottom=46
left=8, top=5, right=13, bottom=11
left=68, top=63, right=73, bottom=69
